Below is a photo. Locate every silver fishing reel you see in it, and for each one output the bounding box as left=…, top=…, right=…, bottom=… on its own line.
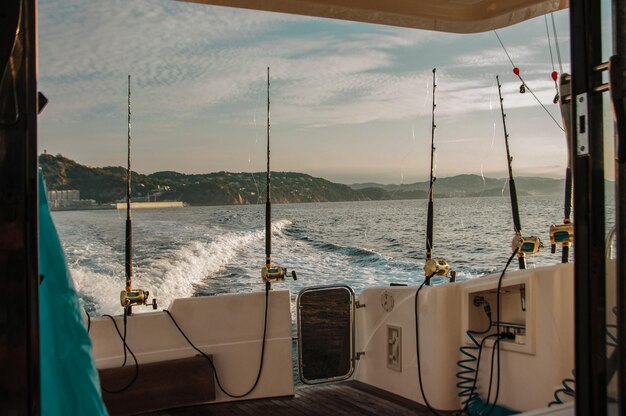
left=512, top=234, right=543, bottom=255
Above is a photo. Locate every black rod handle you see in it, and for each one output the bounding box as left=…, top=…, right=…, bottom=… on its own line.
left=509, top=178, right=522, bottom=234
left=426, top=200, right=434, bottom=254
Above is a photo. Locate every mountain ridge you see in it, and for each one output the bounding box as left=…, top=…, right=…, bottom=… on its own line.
left=39, top=153, right=567, bottom=206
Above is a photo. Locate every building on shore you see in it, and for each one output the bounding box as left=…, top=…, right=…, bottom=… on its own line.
left=47, top=189, right=97, bottom=210
left=115, top=201, right=185, bottom=209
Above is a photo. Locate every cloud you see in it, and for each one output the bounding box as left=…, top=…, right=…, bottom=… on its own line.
left=38, top=0, right=571, bottom=179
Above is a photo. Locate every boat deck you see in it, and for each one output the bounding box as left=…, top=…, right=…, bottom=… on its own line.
left=148, top=381, right=449, bottom=416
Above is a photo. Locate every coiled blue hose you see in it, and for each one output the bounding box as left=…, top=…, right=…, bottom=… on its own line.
left=549, top=306, right=618, bottom=407
left=456, top=301, right=493, bottom=411
left=548, top=371, right=575, bottom=407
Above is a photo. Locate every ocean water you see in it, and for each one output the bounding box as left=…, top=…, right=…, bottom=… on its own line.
left=53, top=195, right=585, bottom=317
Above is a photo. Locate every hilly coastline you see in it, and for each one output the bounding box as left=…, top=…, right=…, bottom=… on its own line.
left=40, top=154, right=565, bottom=206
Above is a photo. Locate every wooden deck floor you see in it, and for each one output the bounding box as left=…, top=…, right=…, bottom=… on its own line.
left=148, top=381, right=452, bottom=416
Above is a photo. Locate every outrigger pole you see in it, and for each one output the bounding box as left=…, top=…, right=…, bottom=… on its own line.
left=125, top=74, right=133, bottom=293
left=265, top=66, right=272, bottom=273
left=119, top=75, right=155, bottom=312
left=261, top=67, right=295, bottom=287
left=426, top=68, right=436, bottom=261
left=423, top=68, right=452, bottom=284
left=550, top=75, right=574, bottom=262
left=496, top=75, right=542, bottom=269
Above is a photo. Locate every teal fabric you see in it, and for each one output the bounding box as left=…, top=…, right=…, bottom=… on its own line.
left=39, top=171, right=108, bottom=416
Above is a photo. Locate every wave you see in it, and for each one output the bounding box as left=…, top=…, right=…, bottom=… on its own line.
left=315, top=242, right=380, bottom=258
left=310, top=240, right=419, bottom=272
left=69, top=219, right=292, bottom=315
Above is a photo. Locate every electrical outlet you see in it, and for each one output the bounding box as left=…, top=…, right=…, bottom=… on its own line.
left=387, top=325, right=402, bottom=372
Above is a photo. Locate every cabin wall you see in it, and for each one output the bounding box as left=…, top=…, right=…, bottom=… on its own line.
left=89, top=289, right=294, bottom=404
left=354, top=264, right=575, bottom=412
left=471, top=264, right=574, bottom=412
left=353, top=283, right=464, bottom=411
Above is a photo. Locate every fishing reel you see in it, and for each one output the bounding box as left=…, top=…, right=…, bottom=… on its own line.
left=120, top=288, right=157, bottom=311
left=511, top=234, right=543, bottom=255
left=424, top=258, right=452, bottom=282
left=261, top=264, right=297, bottom=284
left=549, top=222, right=574, bottom=253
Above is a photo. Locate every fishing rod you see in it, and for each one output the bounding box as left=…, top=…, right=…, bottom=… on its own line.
left=261, top=67, right=296, bottom=288
left=549, top=74, right=574, bottom=262
left=120, top=75, right=156, bottom=313
left=423, top=68, right=452, bottom=284
left=496, top=75, right=542, bottom=269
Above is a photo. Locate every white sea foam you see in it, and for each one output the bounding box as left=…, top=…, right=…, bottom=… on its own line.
left=69, top=219, right=291, bottom=315
left=72, top=267, right=124, bottom=316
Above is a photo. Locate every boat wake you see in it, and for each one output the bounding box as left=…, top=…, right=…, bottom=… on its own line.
left=70, top=219, right=292, bottom=316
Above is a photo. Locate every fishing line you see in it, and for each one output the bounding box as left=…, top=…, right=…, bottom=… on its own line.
left=543, top=14, right=561, bottom=104
left=391, top=78, right=429, bottom=200
left=544, top=15, right=560, bottom=102
left=480, top=164, right=486, bottom=190
left=544, top=16, right=556, bottom=73
left=493, top=31, right=515, bottom=68
left=479, top=79, right=498, bottom=194
left=550, top=14, right=564, bottom=75
left=249, top=80, right=263, bottom=204
left=501, top=177, right=508, bottom=196
left=492, top=31, right=564, bottom=132
left=423, top=78, right=431, bottom=108
left=393, top=75, right=432, bottom=200
left=523, top=84, right=563, bottom=130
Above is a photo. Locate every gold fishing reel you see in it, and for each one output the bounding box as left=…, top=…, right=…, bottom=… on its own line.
left=512, top=233, right=543, bottom=255
left=424, top=258, right=450, bottom=278
left=262, top=265, right=286, bottom=283
left=120, top=288, right=157, bottom=310
left=549, top=222, right=574, bottom=253
left=261, top=264, right=297, bottom=284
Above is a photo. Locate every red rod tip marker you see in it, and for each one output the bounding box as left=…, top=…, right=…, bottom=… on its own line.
left=513, top=67, right=520, bottom=76
left=551, top=71, right=558, bottom=81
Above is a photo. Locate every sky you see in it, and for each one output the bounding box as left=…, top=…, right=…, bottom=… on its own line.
left=37, top=0, right=584, bottom=184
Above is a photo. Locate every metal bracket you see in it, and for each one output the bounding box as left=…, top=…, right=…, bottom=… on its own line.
left=576, top=93, right=589, bottom=156
left=609, top=55, right=626, bottom=162
left=355, top=352, right=365, bottom=361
